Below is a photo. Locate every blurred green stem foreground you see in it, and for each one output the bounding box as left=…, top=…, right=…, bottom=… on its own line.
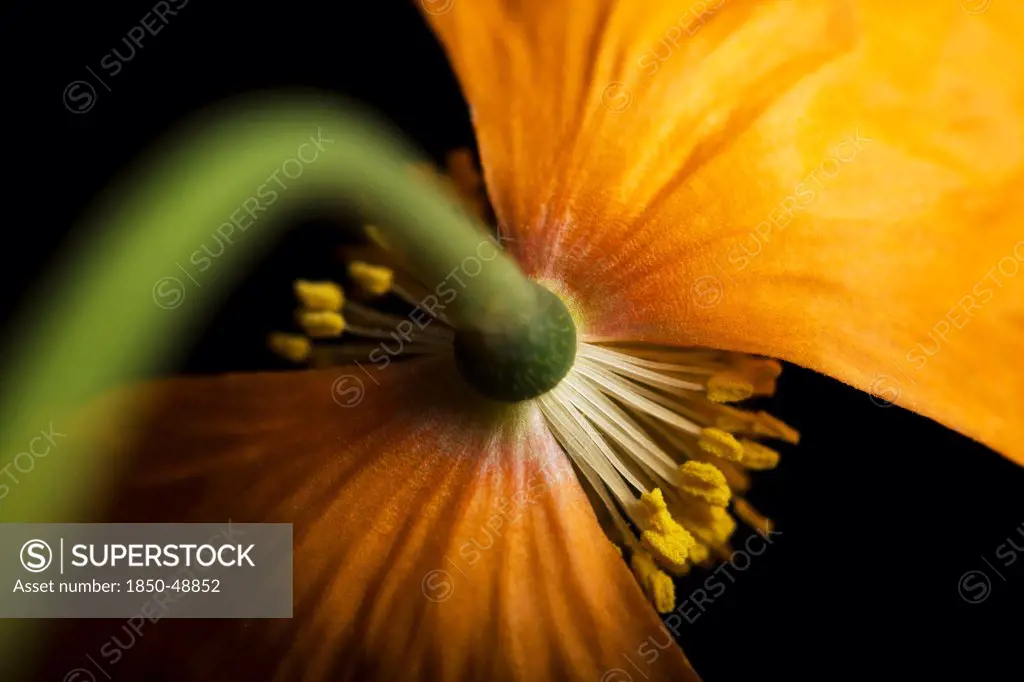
left=0, top=94, right=531, bottom=676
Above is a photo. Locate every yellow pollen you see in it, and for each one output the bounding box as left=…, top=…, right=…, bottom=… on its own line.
left=678, top=461, right=731, bottom=507
left=293, top=280, right=344, bottom=312
left=681, top=504, right=738, bottom=548
left=638, top=489, right=696, bottom=574
left=712, top=507, right=737, bottom=544
left=697, top=427, right=744, bottom=462
left=691, top=506, right=738, bottom=546
left=267, top=333, right=311, bottom=363
left=738, top=439, right=780, bottom=470
left=688, top=542, right=711, bottom=565
left=630, top=549, right=676, bottom=614
left=297, top=310, right=345, bottom=338
left=348, top=261, right=394, bottom=296
left=706, top=374, right=754, bottom=403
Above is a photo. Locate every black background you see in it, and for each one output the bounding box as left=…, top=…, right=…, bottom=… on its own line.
left=3, top=0, right=1021, bottom=679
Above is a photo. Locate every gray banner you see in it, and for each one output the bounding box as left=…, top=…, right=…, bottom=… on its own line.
left=0, top=523, right=292, bottom=618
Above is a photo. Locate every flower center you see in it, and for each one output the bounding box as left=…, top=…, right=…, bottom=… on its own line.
left=265, top=149, right=801, bottom=617
left=453, top=283, right=577, bottom=402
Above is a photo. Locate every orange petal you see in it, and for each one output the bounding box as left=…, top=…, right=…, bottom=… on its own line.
left=41, top=358, right=698, bottom=682
left=424, top=2, right=1024, bottom=464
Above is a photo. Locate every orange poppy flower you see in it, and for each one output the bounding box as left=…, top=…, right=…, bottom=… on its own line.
left=50, top=1, right=1024, bottom=681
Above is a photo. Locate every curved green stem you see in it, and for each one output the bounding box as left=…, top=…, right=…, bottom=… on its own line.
left=0, top=93, right=536, bottom=675
left=1, top=92, right=539, bottom=517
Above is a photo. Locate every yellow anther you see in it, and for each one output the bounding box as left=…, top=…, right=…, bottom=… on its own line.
left=267, top=333, right=311, bottom=363
left=638, top=489, right=696, bottom=573
left=688, top=542, right=711, bottom=565
left=682, top=504, right=737, bottom=548
left=733, top=497, right=773, bottom=536
left=640, top=487, right=670, bottom=513
left=679, top=461, right=731, bottom=507
left=708, top=507, right=737, bottom=545
left=738, top=439, right=780, bottom=470
left=698, top=427, right=744, bottom=462
left=630, top=550, right=676, bottom=614
left=297, top=310, right=345, bottom=338
left=293, top=280, right=344, bottom=312
left=640, top=523, right=694, bottom=571
left=348, top=261, right=394, bottom=296
left=706, top=374, right=754, bottom=403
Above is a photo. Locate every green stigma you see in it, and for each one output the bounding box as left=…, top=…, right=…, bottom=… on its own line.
left=453, top=282, right=577, bottom=402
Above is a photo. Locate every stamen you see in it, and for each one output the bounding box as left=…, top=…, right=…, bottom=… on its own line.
left=578, top=345, right=705, bottom=392
left=538, top=340, right=797, bottom=611
left=738, top=439, right=781, bottom=470
left=276, top=255, right=451, bottom=369
left=752, top=411, right=801, bottom=444
left=293, top=280, right=344, bottom=312
left=564, top=376, right=685, bottom=485
left=677, top=503, right=737, bottom=548
left=710, top=405, right=759, bottom=433
left=706, top=374, right=754, bottom=403
left=348, top=261, right=394, bottom=296
left=638, top=489, right=696, bottom=574
left=296, top=310, right=345, bottom=338
left=556, top=386, right=652, bottom=497
left=687, top=541, right=711, bottom=566
left=337, top=323, right=444, bottom=347
left=342, top=302, right=453, bottom=342
left=630, top=549, right=676, bottom=614
left=733, top=498, right=774, bottom=536
left=575, top=361, right=702, bottom=436
left=732, top=357, right=783, bottom=395
left=697, top=427, right=745, bottom=462
left=390, top=282, right=452, bottom=325
left=678, top=461, right=731, bottom=507
left=267, top=332, right=310, bottom=363
left=540, top=387, right=640, bottom=508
